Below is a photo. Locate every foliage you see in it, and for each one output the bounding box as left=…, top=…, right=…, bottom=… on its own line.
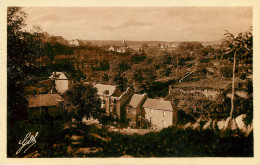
left=7, top=7, right=43, bottom=122
left=44, top=42, right=74, bottom=61
left=212, top=79, right=253, bottom=123
left=50, top=59, right=85, bottom=80
left=102, top=127, right=253, bottom=157
left=222, top=29, right=253, bottom=121
left=219, top=66, right=233, bottom=78
left=175, top=42, right=205, bottom=60
left=7, top=7, right=47, bottom=157
left=51, top=59, right=74, bottom=73
left=178, top=93, right=213, bottom=120
left=61, top=83, right=101, bottom=126
left=223, top=29, right=253, bottom=65
left=108, top=60, right=131, bottom=90
left=127, top=60, right=157, bottom=93
left=173, top=77, right=253, bottom=122
left=7, top=7, right=27, bottom=37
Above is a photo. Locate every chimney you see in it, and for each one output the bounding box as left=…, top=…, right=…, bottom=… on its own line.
left=169, top=85, right=173, bottom=94
left=50, top=85, right=54, bottom=94
left=52, top=71, right=56, bottom=78
left=143, top=93, right=148, bottom=100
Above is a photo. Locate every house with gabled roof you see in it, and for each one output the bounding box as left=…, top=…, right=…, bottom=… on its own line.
left=91, top=83, right=133, bottom=121
left=142, top=98, right=177, bottom=129
left=27, top=94, right=63, bottom=120
left=49, top=71, right=73, bottom=94
left=93, top=84, right=117, bottom=115
left=125, top=94, right=148, bottom=128
left=110, top=87, right=133, bottom=122
left=108, top=46, right=120, bottom=52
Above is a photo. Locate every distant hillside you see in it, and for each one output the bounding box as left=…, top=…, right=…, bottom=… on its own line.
left=79, top=40, right=221, bottom=50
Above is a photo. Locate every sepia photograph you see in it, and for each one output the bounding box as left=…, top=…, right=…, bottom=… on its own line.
left=4, top=3, right=256, bottom=160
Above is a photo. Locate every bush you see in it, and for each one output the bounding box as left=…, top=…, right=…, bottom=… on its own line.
left=102, top=127, right=253, bottom=157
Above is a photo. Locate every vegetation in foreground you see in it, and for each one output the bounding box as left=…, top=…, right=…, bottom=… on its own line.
left=10, top=120, right=253, bottom=158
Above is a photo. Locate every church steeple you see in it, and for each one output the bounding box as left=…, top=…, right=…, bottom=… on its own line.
left=122, top=40, right=128, bottom=48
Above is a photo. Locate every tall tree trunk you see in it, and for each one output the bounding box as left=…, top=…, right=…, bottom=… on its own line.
left=229, top=51, right=236, bottom=124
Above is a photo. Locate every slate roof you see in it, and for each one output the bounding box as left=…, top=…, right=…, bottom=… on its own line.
left=143, top=98, right=173, bottom=111
left=49, top=72, right=73, bottom=80
left=27, top=94, right=63, bottom=108
left=109, top=46, right=120, bottom=49
left=94, top=84, right=116, bottom=97
left=49, top=72, right=63, bottom=79
left=128, top=94, right=146, bottom=108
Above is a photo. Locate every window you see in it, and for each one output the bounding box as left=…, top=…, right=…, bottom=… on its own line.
left=150, top=117, right=153, bottom=123
left=150, top=109, right=153, bottom=113
left=163, top=111, right=166, bottom=117
left=162, top=120, right=165, bottom=125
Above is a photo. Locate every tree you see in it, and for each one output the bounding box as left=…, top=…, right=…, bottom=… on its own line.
left=175, top=42, right=205, bottom=61
left=7, top=8, right=47, bottom=122
left=109, top=60, right=130, bottom=90
left=127, top=61, right=156, bottom=93
left=7, top=7, right=27, bottom=38
left=222, top=29, right=253, bottom=124
left=61, top=83, right=101, bottom=126
left=7, top=7, right=48, bottom=156
left=7, top=7, right=30, bottom=122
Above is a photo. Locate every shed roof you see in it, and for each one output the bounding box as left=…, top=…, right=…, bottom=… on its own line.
left=143, top=98, right=173, bottom=111
left=128, top=94, right=147, bottom=108
left=27, top=94, right=63, bottom=108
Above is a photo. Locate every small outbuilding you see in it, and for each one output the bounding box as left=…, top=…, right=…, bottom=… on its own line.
left=27, top=94, right=63, bottom=120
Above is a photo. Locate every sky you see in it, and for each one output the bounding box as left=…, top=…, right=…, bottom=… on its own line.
left=23, top=7, right=252, bottom=42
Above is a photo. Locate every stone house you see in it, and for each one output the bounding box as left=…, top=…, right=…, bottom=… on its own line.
left=91, top=83, right=178, bottom=128
left=27, top=94, right=63, bottom=120
left=142, top=98, right=177, bottom=129
left=93, top=84, right=117, bottom=115
left=108, top=46, right=128, bottom=53
left=109, top=87, right=133, bottom=122
left=108, top=46, right=120, bottom=52
left=125, top=94, right=148, bottom=128
left=116, top=47, right=127, bottom=53
left=92, top=83, right=133, bottom=121
left=69, top=39, right=79, bottom=46
left=49, top=72, right=73, bottom=94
